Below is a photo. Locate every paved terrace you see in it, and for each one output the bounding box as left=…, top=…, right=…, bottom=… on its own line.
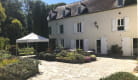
left=28, top=57, right=137, bottom=80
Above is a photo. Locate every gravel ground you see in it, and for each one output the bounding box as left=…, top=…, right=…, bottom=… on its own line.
left=28, top=57, right=136, bottom=80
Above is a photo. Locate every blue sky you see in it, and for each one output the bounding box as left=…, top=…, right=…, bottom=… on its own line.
left=42, top=0, right=81, bottom=4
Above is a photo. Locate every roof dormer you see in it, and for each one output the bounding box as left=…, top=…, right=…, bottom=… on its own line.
left=77, top=2, right=88, bottom=15
left=117, top=0, right=125, bottom=7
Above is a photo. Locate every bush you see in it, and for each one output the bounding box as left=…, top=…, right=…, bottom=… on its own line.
left=18, top=48, right=35, bottom=56
left=9, top=45, right=18, bottom=56
left=134, top=65, right=138, bottom=73
left=108, top=45, right=123, bottom=56
left=38, top=52, right=56, bottom=61
left=0, top=58, right=19, bottom=68
left=56, top=50, right=67, bottom=57
left=0, top=58, right=39, bottom=80
left=0, top=53, right=12, bottom=60
left=84, top=56, right=92, bottom=62
left=0, top=37, right=10, bottom=50
left=90, top=55, right=96, bottom=61
left=125, top=0, right=137, bottom=6
left=100, top=72, right=138, bottom=80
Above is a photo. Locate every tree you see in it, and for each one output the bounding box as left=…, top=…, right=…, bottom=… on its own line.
left=31, top=1, right=48, bottom=37
left=0, top=3, right=6, bottom=24
left=3, top=19, right=23, bottom=44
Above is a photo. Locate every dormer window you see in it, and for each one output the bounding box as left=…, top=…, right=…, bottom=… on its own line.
left=78, top=7, right=81, bottom=14
left=118, top=0, right=124, bottom=6
left=62, top=10, right=65, bottom=17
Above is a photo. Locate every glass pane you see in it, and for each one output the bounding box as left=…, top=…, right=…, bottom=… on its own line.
left=80, top=40, right=83, bottom=49
left=121, top=19, right=124, bottom=25
left=118, top=19, right=120, bottom=25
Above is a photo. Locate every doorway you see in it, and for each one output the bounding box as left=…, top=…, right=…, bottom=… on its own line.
left=133, top=38, right=138, bottom=56
left=97, top=40, right=101, bottom=53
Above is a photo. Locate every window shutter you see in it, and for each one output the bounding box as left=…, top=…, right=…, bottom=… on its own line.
left=84, top=39, right=88, bottom=51
left=112, top=19, right=117, bottom=31
left=124, top=17, right=129, bottom=31
left=101, top=37, right=107, bottom=54
left=71, top=40, right=76, bottom=49
left=57, top=39, right=61, bottom=47
left=74, top=24, right=77, bottom=33
left=81, top=23, right=84, bottom=32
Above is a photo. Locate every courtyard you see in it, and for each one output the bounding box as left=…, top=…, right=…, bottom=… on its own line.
left=28, top=57, right=137, bottom=80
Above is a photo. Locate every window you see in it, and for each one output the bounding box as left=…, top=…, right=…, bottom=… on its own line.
left=78, top=7, right=81, bottom=14
left=60, top=39, right=64, bottom=48
left=117, top=18, right=125, bottom=31
left=48, top=27, right=52, bottom=34
left=77, top=22, right=82, bottom=32
left=59, top=25, right=64, bottom=34
left=76, top=40, right=83, bottom=49
left=118, top=0, right=123, bottom=6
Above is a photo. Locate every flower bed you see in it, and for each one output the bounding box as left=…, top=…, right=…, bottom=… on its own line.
left=38, top=50, right=96, bottom=63
left=0, top=53, right=39, bottom=80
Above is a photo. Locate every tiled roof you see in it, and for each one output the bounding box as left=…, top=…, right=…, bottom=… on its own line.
left=47, top=0, right=133, bottom=21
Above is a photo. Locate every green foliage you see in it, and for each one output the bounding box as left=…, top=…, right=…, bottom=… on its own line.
left=9, top=45, right=18, bottom=56
left=3, top=18, right=23, bottom=44
left=134, top=65, right=138, bottom=73
left=108, top=45, right=123, bottom=56
left=56, top=50, right=67, bottom=57
left=0, top=53, right=12, bottom=59
left=18, top=47, right=34, bottom=56
left=90, top=55, right=96, bottom=61
left=55, top=50, right=96, bottom=63
left=38, top=52, right=56, bottom=61
left=0, top=3, right=6, bottom=23
left=0, top=58, right=19, bottom=68
left=125, top=0, right=137, bottom=6
left=0, top=58, right=39, bottom=80
left=0, top=37, right=10, bottom=50
left=0, top=53, right=39, bottom=80
left=100, top=72, right=138, bottom=80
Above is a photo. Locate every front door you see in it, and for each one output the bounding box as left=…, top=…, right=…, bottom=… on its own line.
left=97, top=40, right=101, bottom=54
left=133, top=38, right=138, bottom=56
left=76, top=40, right=84, bottom=50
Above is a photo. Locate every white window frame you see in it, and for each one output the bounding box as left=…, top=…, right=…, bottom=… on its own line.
left=76, top=39, right=83, bottom=49
left=59, top=24, right=64, bottom=34
left=117, top=18, right=125, bottom=31
left=77, top=22, right=82, bottom=32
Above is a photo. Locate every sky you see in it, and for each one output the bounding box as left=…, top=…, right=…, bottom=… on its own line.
left=42, top=0, right=81, bottom=4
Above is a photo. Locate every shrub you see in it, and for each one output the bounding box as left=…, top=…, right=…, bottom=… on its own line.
left=0, top=53, right=12, bottom=60
left=9, top=45, right=18, bottom=56
left=84, top=56, right=92, bottom=62
left=90, top=55, right=96, bottom=61
left=125, top=0, right=137, bottom=6
left=56, top=50, right=67, bottom=57
left=100, top=72, right=138, bottom=80
left=0, top=58, right=39, bottom=80
left=108, top=45, right=123, bottom=56
left=38, top=52, right=56, bottom=61
left=18, top=48, right=35, bottom=56
left=0, top=37, right=10, bottom=50
left=0, top=58, right=19, bottom=68
left=134, top=65, right=138, bottom=73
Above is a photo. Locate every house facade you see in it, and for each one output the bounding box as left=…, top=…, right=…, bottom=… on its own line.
left=48, top=0, right=137, bottom=56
